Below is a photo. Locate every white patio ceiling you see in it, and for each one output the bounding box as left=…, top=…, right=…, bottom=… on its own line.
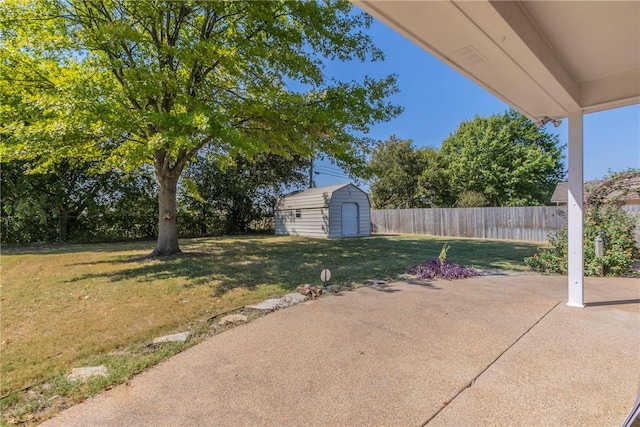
left=353, top=0, right=640, bottom=122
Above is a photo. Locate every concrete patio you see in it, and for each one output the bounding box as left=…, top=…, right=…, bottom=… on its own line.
left=43, top=275, right=639, bottom=426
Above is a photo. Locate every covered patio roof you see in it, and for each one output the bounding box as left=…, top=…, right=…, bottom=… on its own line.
left=354, top=0, right=640, bottom=307
left=354, top=0, right=640, bottom=122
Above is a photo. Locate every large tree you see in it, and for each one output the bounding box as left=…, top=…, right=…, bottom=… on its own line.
left=441, top=109, right=565, bottom=207
left=368, top=137, right=424, bottom=209
left=367, top=136, right=452, bottom=209
left=0, top=0, right=400, bottom=255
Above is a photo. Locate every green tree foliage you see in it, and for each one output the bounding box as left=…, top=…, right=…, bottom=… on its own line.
left=1, top=0, right=401, bottom=255
left=1, top=160, right=157, bottom=243
left=368, top=110, right=564, bottom=209
left=416, top=147, right=454, bottom=208
left=0, top=161, right=52, bottom=243
left=179, top=151, right=307, bottom=235
left=525, top=206, right=638, bottom=276
left=1, top=160, right=110, bottom=242
left=368, top=137, right=423, bottom=209
left=441, top=109, right=565, bottom=207
left=368, top=136, right=451, bottom=208
left=455, top=190, right=488, bottom=208
left=98, top=170, right=158, bottom=240
left=525, top=171, right=640, bottom=276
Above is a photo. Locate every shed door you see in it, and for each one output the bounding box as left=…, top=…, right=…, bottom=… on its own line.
left=341, top=203, right=359, bottom=237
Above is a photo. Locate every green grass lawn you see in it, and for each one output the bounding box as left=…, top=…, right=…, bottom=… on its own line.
left=0, top=234, right=538, bottom=423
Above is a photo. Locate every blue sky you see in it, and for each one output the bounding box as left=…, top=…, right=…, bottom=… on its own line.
left=313, top=16, right=640, bottom=188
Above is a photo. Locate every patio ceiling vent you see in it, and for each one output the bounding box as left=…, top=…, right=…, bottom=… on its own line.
left=452, top=46, right=487, bottom=67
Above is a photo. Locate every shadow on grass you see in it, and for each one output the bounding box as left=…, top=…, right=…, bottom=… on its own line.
left=0, top=239, right=158, bottom=256
left=55, top=235, right=539, bottom=299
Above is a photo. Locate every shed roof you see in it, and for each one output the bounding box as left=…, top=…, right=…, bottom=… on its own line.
left=277, top=183, right=363, bottom=209
left=549, top=183, right=567, bottom=204
left=550, top=181, right=601, bottom=204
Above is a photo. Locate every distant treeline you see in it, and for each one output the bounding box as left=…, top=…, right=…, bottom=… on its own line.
left=1, top=153, right=307, bottom=244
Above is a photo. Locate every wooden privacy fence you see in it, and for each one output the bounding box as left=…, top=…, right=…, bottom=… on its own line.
left=371, top=207, right=565, bottom=242
left=371, top=205, right=640, bottom=244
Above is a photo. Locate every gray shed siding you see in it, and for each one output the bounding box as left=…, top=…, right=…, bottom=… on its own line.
left=274, top=208, right=329, bottom=238
left=275, top=183, right=371, bottom=239
left=327, top=186, right=371, bottom=238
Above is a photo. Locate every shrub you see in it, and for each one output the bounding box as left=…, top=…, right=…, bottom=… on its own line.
left=408, top=245, right=479, bottom=280
left=456, top=190, right=488, bottom=207
left=407, top=259, right=479, bottom=280
left=525, top=205, right=638, bottom=276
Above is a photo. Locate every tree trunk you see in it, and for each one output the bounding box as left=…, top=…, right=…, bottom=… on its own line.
left=151, top=173, right=181, bottom=256
left=200, top=206, right=208, bottom=235
left=59, top=208, right=68, bottom=241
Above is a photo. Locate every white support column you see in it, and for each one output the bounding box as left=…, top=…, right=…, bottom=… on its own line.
left=567, top=111, right=584, bottom=308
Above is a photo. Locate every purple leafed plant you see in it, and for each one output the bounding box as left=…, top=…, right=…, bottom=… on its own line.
left=407, top=258, right=479, bottom=280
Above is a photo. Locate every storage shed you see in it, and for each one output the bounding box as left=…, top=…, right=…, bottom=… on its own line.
left=275, top=183, right=371, bottom=239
